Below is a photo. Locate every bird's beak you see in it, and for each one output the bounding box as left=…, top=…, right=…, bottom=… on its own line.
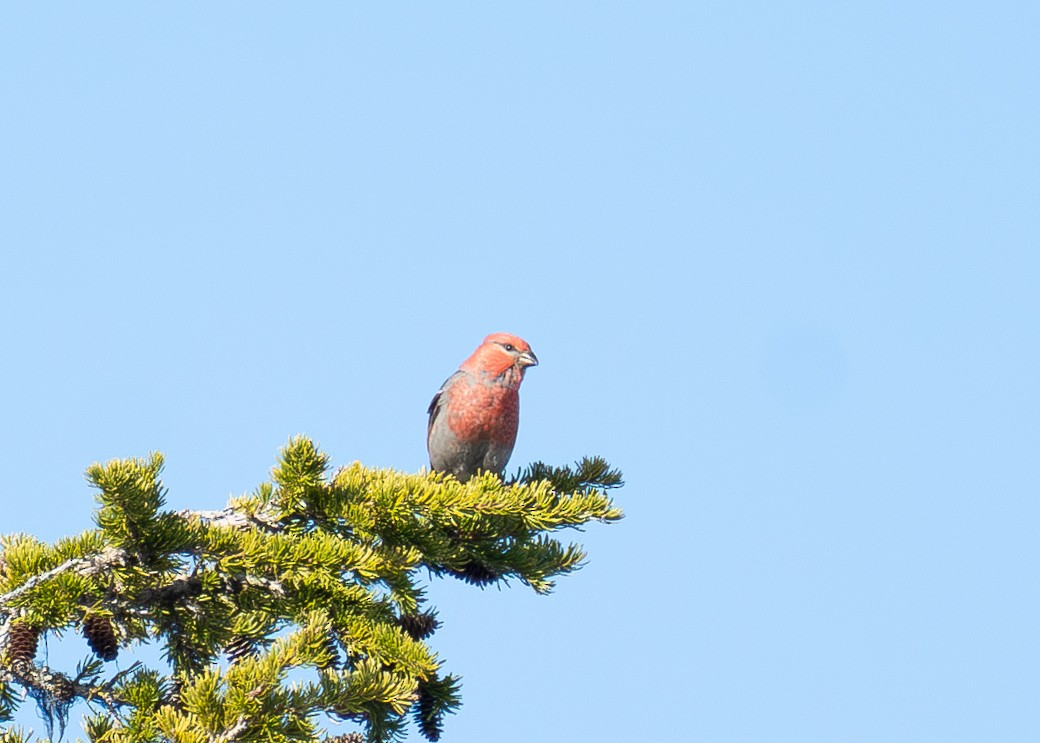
left=519, top=350, right=539, bottom=368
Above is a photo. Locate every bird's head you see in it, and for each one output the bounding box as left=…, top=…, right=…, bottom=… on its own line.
left=460, top=332, right=539, bottom=381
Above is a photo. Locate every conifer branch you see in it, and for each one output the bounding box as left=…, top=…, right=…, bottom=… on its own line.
left=1, top=658, right=130, bottom=717
left=182, top=505, right=283, bottom=533
left=0, top=547, right=127, bottom=609
left=211, top=715, right=249, bottom=743
left=0, top=438, right=622, bottom=741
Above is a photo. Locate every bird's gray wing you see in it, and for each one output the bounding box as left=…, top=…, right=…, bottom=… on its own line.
left=427, top=371, right=465, bottom=439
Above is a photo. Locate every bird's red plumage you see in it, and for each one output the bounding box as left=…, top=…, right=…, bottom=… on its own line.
left=459, top=333, right=533, bottom=379
left=426, top=333, right=537, bottom=481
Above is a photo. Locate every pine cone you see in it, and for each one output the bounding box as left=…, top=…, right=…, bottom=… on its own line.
left=51, top=674, right=77, bottom=703
left=82, top=615, right=119, bottom=662
left=325, top=734, right=364, bottom=743
left=415, top=684, right=442, bottom=741
left=318, top=632, right=341, bottom=670
left=453, top=561, right=499, bottom=586
left=225, top=635, right=259, bottom=664
left=164, top=676, right=184, bottom=708
left=398, top=610, right=439, bottom=641
left=6, top=621, right=40, bottom=667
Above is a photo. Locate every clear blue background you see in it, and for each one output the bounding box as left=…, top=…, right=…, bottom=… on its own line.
left=2, top=3, right=1038, bottom=741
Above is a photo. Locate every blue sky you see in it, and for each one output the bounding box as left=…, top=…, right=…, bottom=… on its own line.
left=2, top=3, right=1038, bottom=741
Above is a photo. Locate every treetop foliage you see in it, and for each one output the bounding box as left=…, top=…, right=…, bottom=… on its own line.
left=0, top=437, right=622, bottom=742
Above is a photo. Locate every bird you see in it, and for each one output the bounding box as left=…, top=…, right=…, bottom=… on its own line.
left=427, top=333, right=539, bottom=482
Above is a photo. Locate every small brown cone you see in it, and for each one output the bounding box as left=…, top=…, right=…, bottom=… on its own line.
left=165, top=676, right=184, bottom=708
left=225, top=635, right=259, bottom=664
left=6, top=621, right=40, bottom=667
left=51, top=674, right=76, bottom=703
left=453, top=561, right=499, bottom=586
left=398, top=610, right=439, bottom=641
left=83, top=615, right=119, bottom=662
left=318, top=632, right=340, bottom=670
left=415, top=684, right=442, bottom=741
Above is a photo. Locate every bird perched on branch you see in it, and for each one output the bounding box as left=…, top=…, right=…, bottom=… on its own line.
left=427, top=333, right=538, bottom=482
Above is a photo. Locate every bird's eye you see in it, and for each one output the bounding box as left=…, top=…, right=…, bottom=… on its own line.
left=502, top=343, right=516, bottom=352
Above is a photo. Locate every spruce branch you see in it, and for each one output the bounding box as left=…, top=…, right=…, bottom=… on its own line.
left=0, top=438, right=622, bottom=741
left=0, top=546, right=127, bottom=609
left=210, top=714, right=249, bottom=743
left=0, top=656, right=133, bottom=738
left=512, top=456, right=625, bottom=492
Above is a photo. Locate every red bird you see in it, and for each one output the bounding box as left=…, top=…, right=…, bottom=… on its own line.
left=427, top=333, right=539, bottom=482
